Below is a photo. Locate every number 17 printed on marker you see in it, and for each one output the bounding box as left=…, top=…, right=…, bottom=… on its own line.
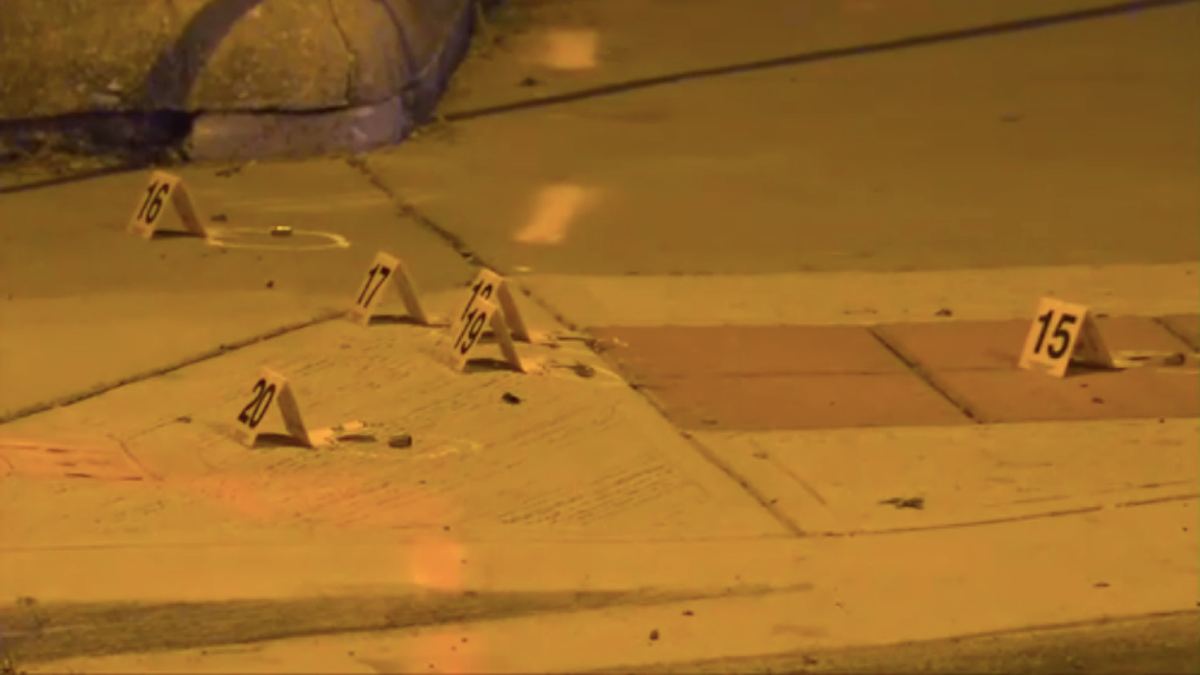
left=350, top=252, right=399, bottom=323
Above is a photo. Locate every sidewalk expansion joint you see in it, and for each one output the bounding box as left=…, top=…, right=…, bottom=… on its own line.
left=1154, top=315, right=1200, bottom=352
left=347, top=156, right=494, bottom=271
left=0, top=310, right=346, bottom=427
left=442, top=0, right=1193, bottom=123
left=867, top=327, right=981, bottom=424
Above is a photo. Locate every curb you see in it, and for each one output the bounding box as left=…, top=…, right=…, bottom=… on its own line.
left=0, top=0, right=480, bottom=164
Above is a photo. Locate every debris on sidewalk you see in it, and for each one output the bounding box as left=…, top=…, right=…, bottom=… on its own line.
left=935, top=308, right=953, bottom=317
left=649, top=628, right=660, bottom=641
left=879, top=496, right=925, bottom=510
left=569, top=362, right=595, bottom=379
left=333, top=421, right=376, bottom=443
left=388, top=433, right=414, bottom=449
left=502, top=392, right=522, bottom=405
left=210, top=213, right=228, bottom=222
left=1110, top=350, right=1189, bottom=369
left=271, top=225, right=293, bottom=237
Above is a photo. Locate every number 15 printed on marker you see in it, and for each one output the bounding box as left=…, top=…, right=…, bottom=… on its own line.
left=1031, top=309, right=1077, bottom=360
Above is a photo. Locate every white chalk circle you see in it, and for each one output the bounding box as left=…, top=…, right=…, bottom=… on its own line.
left=205, top=226, right=350, bottom=251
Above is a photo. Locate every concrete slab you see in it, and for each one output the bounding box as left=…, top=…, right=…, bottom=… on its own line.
left=643, top=373, right=969, bottom=431
left=370, top=3, right=1199, bottom=277
left=445, top=0, right=1168, bottom=115
left=877, top=316, right=1195, bottom=371
left=519, top=264, right=1200, bottom=328
left=0, top=305, right=786, bottom=550
left=0, top=160, right=476, bottom=417
left=0, top=292, right=341, bottom=420
left=25, top=500, right=1199, bottom=674
left=1161, top=314, right=1200, bottom=351
left=696, top=420, right=1200, bottom=535
left=589, top=326, right=908, bottom=384
left=933, top=367, right=1200, bottom=424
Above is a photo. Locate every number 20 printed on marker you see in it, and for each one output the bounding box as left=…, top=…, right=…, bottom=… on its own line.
left=237, top=378, right=277, bottom=430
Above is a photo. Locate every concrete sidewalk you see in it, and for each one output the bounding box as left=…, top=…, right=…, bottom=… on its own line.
left=1, top=0, right=1197, bottom=672
left=12, top=500, right=1198, bottom=671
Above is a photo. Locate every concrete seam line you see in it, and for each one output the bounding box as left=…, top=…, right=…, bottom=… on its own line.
left=1153, top=316, right=1200, bottom=352
left=680, top=432, right=808, bottom=538
left=0, top=310, right=346, bottom=427
left=867, top=327, right=982, bottom=424
left=346, top=156, right=494, bottom=271
left=443, top=0, right=1197, bottom=123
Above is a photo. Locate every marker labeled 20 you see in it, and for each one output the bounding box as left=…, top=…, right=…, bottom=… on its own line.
left=237, top=378, right=277, bottom=430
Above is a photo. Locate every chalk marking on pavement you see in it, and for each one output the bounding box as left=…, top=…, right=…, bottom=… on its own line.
left=0, top=310, right=347, bottom=427
left=523, top=263, right=1200, bottom=328
left=205, top=226, right=350, bottom=251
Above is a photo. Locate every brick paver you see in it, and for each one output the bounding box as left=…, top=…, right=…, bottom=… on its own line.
left=596, top=317, right=1200, bottom=430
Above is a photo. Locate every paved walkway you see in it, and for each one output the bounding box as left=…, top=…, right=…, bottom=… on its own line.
left=0, top=0, right=1196, bottom=671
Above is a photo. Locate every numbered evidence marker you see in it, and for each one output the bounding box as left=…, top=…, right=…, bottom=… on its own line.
left=458, top=268, right=532, bottom=342
left=349, top=251, right=429, bottom=326
left=127, top=171, right=208, bottom=239
left=231, top=368, right=313, bottom=448
left=1018, top=297, right=1114, bottom=378
left=445, top=298, right=524, bottom=373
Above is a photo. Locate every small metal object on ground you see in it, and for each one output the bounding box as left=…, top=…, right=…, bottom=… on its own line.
left=271, top=225, right=293, bottom=237
left=388, top=433, right=413, bottom=449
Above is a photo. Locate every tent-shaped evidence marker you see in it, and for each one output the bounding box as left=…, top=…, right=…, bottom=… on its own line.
left=348, top=251, right=429, bottom=326
left=127, top=171, right=209, bottom=240
left=1017, top=297, right=1113, bottom=378
left=230, top=368, right=313, bottom=448
left=442, top=269, right=532, bottom=372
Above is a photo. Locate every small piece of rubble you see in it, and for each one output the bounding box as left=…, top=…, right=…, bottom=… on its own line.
left=502, top=392, right=522, bottom=405
left=935, top=308, right=953, bottom=317
left=388, top=433, right=414, bottom=449
left=879, top=496, right=925, bottom=510
left=649, top=629, right=660, bottom=641
left=569, top=362, right=596, bottom=379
